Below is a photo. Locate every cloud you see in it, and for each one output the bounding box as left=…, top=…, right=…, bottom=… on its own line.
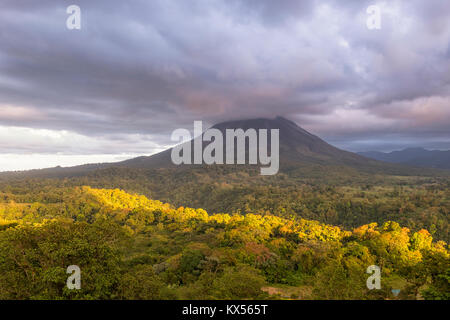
left=0, top=0, right=449, bottom=168
left=0, top=125, right=167, bottom=155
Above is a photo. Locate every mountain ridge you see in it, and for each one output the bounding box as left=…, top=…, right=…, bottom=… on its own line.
left=358, top=148, right=450, bottom=170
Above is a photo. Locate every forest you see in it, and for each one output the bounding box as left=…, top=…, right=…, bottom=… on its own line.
left=0, top=184, right=448, bottom=300
left=2, top=165, right=448, bottom=242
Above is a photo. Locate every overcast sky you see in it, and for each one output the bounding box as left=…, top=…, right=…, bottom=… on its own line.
left=1, top=0, right=449, bottom=171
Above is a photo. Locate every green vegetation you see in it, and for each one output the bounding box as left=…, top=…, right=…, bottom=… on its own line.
left=0, top=186, right=448, bottom=300
left=1, top=166, right=448, bottom=242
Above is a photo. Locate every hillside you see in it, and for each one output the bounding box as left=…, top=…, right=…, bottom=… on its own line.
left=0, top=186, right=448, bottom=300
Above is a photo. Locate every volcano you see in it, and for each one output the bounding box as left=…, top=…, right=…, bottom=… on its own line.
left=117, top=116, right=388, bottom=172
left=1, top=116, right=440, bottom=179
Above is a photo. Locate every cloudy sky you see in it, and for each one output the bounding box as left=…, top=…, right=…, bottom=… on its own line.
left=1, top=0, right=449, bottom=171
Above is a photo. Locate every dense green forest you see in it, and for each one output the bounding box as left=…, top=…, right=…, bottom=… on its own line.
left=2, top=166, right=448, bottom=242
left=0, top=185, right=448, bottom=299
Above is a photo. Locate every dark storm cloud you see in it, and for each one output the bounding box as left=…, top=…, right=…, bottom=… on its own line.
left=0, top=0, right=449, bottom=156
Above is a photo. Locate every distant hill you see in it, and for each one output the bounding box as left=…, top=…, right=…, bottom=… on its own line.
left=358, top=148, right=450, bottom=170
